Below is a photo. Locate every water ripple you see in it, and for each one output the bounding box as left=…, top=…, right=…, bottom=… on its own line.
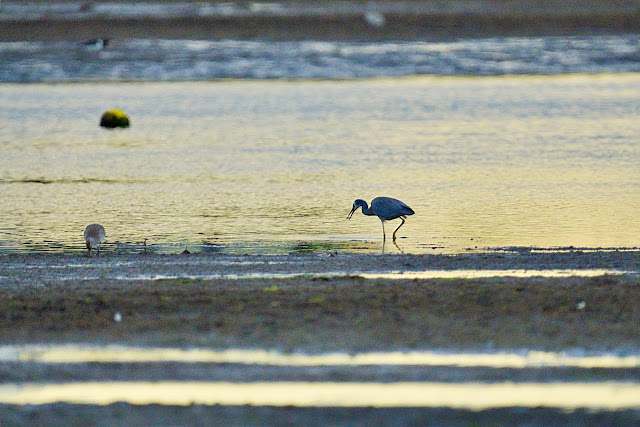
left=2, top=36, right=640, bottom=82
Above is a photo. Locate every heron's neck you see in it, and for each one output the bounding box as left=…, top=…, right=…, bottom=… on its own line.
left=361, top=205, right=375, bottom=216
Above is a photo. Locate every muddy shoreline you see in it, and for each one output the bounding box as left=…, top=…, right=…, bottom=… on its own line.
left=4, top=14, right=640, bottom=42
left=3, top=1, right=640, bottom=41
left=3, top=249, right=640, bottom=283
left=2, top=404, right=639, bottom=426
left=2, top=251, right=640, bottom=424
left=4, top=275, right=640, bottom=352
left=2, top=251, right=640, bottom=352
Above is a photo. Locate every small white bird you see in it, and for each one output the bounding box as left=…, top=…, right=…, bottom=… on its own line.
left=84, top=223, right=106, bottom=257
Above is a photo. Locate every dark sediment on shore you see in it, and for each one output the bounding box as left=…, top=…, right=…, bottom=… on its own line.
left=4, top=275, right=640, bottom=352
left=3, top=249, right=640, bottom=284
left=4, top=14, right=640, bottom=42
left=2, top=1, right=640, bottom=41
left=1, top=251, right=640, bottom=352
left=2, top=251, right=640, bottom=424
left=2, top=404, right=639, bottom=427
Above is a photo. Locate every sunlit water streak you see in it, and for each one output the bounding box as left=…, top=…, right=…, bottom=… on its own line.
left=2, top=266, right=633, bottom=282
left=3, top=345, right=640, bottom=368
left=2, top=345, right=640, bottom=408
left=360, top=269, right=636, bottom=279
left=1, top=381, right=639, bottom=409
left=109, top=269, right=636, bottom=281
left=2, top=75, right=640, bottom=254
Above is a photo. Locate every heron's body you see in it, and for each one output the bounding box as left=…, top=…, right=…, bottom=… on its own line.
left=84, top=223, right=106, bottom=256
left=347, top=197, right=414, bottom=241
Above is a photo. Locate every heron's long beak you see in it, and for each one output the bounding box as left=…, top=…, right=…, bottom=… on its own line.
left=347, top=206, right=357, bottom=219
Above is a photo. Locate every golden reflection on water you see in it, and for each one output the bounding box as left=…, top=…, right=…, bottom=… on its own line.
left=100, top=268, right=635, bottom=282
left=1, top=381, right=639, bottom=409
left=4, top=345, right=640, bottom=368
left=3, top=345, right=640, bottom=408
left=1, top=75, right=640, bottom=253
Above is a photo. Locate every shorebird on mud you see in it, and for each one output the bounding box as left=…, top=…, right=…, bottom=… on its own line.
left=84, top=223, right=106, bottom=256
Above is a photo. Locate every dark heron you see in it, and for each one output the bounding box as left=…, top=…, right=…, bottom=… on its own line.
left=84, top=223, right=106, bottom=256
left=347, top=197, right=414, bottom=242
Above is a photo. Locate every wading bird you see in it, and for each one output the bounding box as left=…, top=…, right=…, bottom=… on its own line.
left=84, top=223, right=106, bottom=256
left=347, top=197, right=414, bottom=242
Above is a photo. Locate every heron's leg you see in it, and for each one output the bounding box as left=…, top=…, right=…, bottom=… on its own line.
left=97, top=244, right=101, bottom=257
left=380, top=219, right=386, bottom=241
left=392, top=217, right=406, bottom=242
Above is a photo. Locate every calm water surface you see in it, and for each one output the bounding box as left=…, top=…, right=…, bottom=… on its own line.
left=4, top=381, right=640, bottom=409
left=2, top=74, right=640, bottom=254
left=2, top=345, right=639, bottom=409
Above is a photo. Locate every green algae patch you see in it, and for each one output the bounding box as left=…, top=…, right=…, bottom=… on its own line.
left=100, top=109, right=130, bottom=128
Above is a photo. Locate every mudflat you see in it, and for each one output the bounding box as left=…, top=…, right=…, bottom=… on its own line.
left=1, top=251, right=639, bottom=352
left=4, top=274, right=640, bottom=352
left=1, top=251, right=640, bottom=425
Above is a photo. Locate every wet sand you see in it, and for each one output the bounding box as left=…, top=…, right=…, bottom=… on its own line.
left=1, top=404, right=638, bottom=426
left=3, top=0, right=640, bottom=41
left=1, top=250, right=640, bottom=424
left=0, top=403, right=636, bottom=426
left=2, top=250, right=640, bottom=351
left=2, top=266, right=640, bottom=352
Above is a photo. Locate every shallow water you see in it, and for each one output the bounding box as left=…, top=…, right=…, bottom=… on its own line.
left=2, top=74, right=640, bottom=254
left=3, top=36, right=640, bottom=82
left=3, top=381, right=640, bottom=409
left=2, top=345, right=639, bottom=409
left=4, top=345, right=640, bottom=368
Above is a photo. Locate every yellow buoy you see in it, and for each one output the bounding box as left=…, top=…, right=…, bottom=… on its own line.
left=100, top=109, right=130, bottom=128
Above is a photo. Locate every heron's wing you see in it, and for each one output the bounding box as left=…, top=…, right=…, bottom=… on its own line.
left=371, top=197, right=415, bottom=220
left=398, top=201, right=415, bottom=216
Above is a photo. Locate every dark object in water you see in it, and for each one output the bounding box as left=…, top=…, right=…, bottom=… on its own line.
left=100, top=109, right=130, bottom=128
